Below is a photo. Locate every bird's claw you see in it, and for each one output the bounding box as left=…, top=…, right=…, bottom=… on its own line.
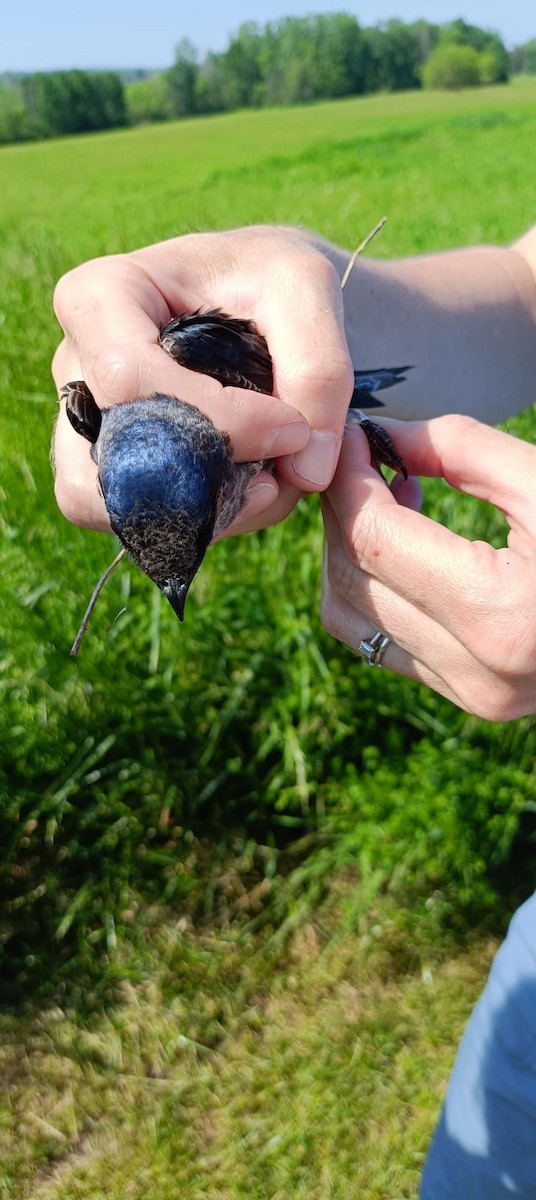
left=348, top=409, right=408, bottom=480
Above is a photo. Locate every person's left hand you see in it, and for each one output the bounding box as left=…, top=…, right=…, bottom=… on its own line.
left=321, top=415, right=536, bottom=720
left=52, top=226, right=353, bottom=536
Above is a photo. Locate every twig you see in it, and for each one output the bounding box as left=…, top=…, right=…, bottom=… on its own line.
left=340, top=215, right=387, bottom=291
left=70, top=549, right=126, bottom=657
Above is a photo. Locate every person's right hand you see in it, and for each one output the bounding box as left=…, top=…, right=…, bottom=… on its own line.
left=52, top=224, right=354, bottom=536
left=321, top=415, right=536, bottom=721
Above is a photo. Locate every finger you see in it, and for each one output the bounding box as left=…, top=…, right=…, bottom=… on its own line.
left=54, top=256, right=310, bottom=464
left=217, top=478, right=303, bottom=537
left=325, top=426, right=535, bottom=667
left=53, top=338, right=294, bottom=534
left=322, top=587, right=464, bottom=707
left=321, top=500, right=514, bottom=715
left=254, top=252, right=353, bottom=491
left=54, top=400, right=110, bottom=530
left=210, top=472, right=281, bottom=542
left=375, top=414, right=536, bottom=533
left=389, top=472, right=423, bottom=512
left=136, top=230, right=354, bottom=490
left=53, top=330, right=301, bottom=536
left=52, top=339, right=109, bottom=529
left=320, top=538, right=468, bottom=708
left=322, top=493, right=462, bottom=667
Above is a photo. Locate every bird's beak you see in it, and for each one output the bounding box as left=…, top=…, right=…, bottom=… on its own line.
left=162, top=579, right=190, bottom=622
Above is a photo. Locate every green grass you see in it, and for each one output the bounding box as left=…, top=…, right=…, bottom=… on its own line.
left=1, top=80, right=536, bottom=1196
left=0, top=904, right=496, bottom=1200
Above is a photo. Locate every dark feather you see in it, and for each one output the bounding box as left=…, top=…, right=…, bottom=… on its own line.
left=350, top=366, right=414, bottom=409
left=62, top=380, right=102, bottom=444
left=159, top=308, right=274, bottom=394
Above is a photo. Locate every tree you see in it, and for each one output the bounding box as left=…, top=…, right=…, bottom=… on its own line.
left=377, top=20, right=423, bottom=90
left=254, top=13, right=366, bottom=106
left=126, top=75, right=173, bottom=124
left=21, top=70, right=126, bottom=137
left=312, top=13, right=366, bottom=98
left=0, top=82, right=33, bottom=143
left=195, top=55, right=228, bottom=114
left=512, top=38, right=536, bottom=74
left=94, top=72, right=127, bottom=128
left=422, top=43, right=482, bottom=90
left=167, top=39, right=199, bottom=117
left=362, top=19, right=437, bottom=92
left=410, top=18, right=440, bottom=65
left=440, top=19, right=509, bottom=81
left=219, top=22, right=264, bottom=108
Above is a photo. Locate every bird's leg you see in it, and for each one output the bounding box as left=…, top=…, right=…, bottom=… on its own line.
left=347, top=409, right=408, bottom=480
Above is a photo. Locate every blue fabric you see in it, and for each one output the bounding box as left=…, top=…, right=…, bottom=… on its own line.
left=421, top=892, right=536, bottom=1198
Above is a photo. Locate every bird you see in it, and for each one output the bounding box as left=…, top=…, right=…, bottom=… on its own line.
left=62, top=308, right=411, bottom=621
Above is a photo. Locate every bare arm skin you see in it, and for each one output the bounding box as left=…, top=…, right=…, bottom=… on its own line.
left=318, top=226, right=536, bottom=422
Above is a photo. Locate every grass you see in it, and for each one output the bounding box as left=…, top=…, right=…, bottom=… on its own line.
left=0, top=902, right=497, bottom=1200
left=1, top=79, right=536, bottom=1195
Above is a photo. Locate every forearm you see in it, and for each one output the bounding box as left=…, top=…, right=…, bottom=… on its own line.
left=316, top=231, right=536, bottom=422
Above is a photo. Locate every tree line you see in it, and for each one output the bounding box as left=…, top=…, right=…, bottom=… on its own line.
left=1, top=15, right=534, bottom=145
left=157, top=16, right=510, bottom=119
left=0, top=69, right=126, bottom=143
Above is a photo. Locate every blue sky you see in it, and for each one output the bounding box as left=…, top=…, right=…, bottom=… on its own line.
left=3, top=0, right=534, bottom=73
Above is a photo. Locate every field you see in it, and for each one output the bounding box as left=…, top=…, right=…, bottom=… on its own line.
left=1, top=78, right=536, bottom=1196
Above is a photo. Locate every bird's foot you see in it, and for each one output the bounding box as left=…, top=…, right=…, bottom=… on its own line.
left=348, top=410, right=408, bottom=480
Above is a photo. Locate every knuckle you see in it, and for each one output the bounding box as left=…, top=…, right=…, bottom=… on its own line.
left=436, top=412, right=481, bottom=440
left=53, top=268, right=79, bottom=326
left=301, top=245, right=339, bottom=289
left=325, top=508, right=384, bottom=595
left=344, top=507, right=383, bottom=575
left=53, top=258, right=104, bottom=325
left=326, top=546, right=355, bottom=598
left=483, top=638, right=536, bottom=688
left=470, top=583, right=536, bottom=678
left=54, top=469, right=108, bottom=532
left=90, top=344, right=142, bottom=406
left=319, top=591, right=344, bottom=644
left=51, top=340, right=68, bottom=386
left=53, top=473, right=85, bottom=527
left=466, top=684, right=519, bottom=723
left=292, top=349, right=353, bottom=398
left=54, top=253, right=128, bottom=330
left=319, top=590, right=334, bottom=634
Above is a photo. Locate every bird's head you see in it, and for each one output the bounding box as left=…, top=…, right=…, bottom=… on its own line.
left=97, top=398, right=233, bottom=619
left=64, top=387, right=233, bottom=620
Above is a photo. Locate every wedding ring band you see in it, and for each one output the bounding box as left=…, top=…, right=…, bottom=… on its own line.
left=357, top=630, right=391, bottom=668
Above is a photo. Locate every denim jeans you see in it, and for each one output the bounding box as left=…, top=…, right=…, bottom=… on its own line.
left=421, top=891, right=536, bottom=1198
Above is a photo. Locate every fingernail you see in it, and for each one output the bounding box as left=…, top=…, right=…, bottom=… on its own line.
left=244, top=480, right=278, bottom=506
left=212, top=482, right=277, bottom=542
left=267, top=419, right=309, bottom=456
left=292, top=431, right=341, bottom=488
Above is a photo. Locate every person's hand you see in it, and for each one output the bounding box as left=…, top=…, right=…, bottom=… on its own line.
left=52, top=225, right=353, bottom=535
left=321, top=415, right=536, bottom=720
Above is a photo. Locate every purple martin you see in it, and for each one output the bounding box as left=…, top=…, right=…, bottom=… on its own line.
left=62, top=309, right=411, bottom=620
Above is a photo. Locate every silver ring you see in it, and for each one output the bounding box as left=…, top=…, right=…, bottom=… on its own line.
left=357, top=629, right=390, bottom=668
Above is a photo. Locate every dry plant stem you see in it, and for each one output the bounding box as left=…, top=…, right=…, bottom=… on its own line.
left=70, top=549, right=126, bottom=656
left=340, top=216, right=387, bottom=290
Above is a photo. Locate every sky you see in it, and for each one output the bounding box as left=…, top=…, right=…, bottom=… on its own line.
left=2, top=0, right=535, bottom=74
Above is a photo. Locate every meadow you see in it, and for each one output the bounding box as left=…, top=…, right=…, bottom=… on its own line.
left=1, top=78, right=536, bottom=1196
